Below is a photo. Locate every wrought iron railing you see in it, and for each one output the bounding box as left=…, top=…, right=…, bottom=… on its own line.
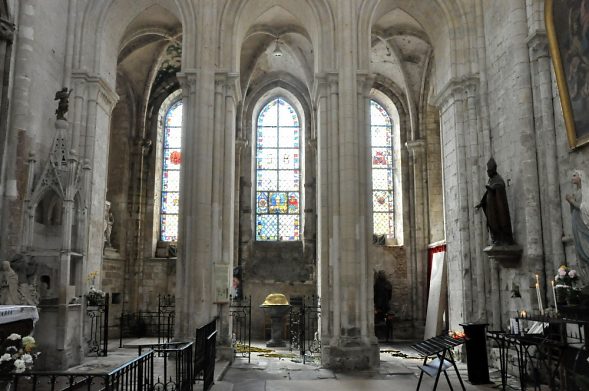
left=195, top=319, right=217, bottom=391
left=290, top=295, right=321, bottom=363
left=229, top=295, right=251, bottom=363
left=86, top=292, right=109, bottom=356
left=119, top=294, right=175, bottom=347
left=11, top=350, right=154, bottom=390
left=136, top=341, right=194, bottom=390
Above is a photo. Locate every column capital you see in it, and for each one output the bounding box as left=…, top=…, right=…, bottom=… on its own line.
left=215, top=72, right=241, bottom=102
left=177, top=69, right=199, bottom=97
left=71, top=71, right=119, bottom=113
left=433, top=74, right=480, bottom=109
left=313, top=72, right=338, bottom=102
left=527, top=31, right=549, bottom=61
left=356, top=71, right=375, bottom=96
left=405, top=139, right=426, bottom=157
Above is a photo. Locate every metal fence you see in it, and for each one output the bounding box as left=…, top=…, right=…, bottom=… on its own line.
left=119, top=294, right=175, bottom=347
left=195, top=319, right=217, bottom=391
left=229, top=295, right=251, bottom=363
left=290, top=295, right=321, bottom=363
left=12, top=350, right=154, bottom=390
left=86, top=292, right=109, bottom=356
left=135, top=341, right=195, bottom=390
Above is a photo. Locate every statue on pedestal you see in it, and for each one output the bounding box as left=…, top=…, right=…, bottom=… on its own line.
left=54, top=87, right=72, bottom=121
left=0, top=255, right=39, bottom=305
left=475, top=158, right=514, bottom=245
left=566, top=169, right=589, bottom=268
left=104, top=201, right=114, bottom=249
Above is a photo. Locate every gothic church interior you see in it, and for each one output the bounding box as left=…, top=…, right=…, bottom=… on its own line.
left=0, top=0, right=587, bottom=376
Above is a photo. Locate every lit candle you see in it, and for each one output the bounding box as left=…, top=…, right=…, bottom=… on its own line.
left=536, top=274, right=544, bottom=315
left=551, top=280, right=558, bottom=314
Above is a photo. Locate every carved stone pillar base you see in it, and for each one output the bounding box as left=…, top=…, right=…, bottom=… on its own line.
left=322, top=338, right=379, bottom=370
left=483, top=244, right=523, bottom=268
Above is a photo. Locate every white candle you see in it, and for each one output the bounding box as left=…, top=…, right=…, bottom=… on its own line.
left=535, top=274, right=544, bottom=315
left=551, top=280, right=558, bottom=314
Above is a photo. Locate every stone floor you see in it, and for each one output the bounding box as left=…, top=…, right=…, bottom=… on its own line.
left=215, top=341, right=544, bottom=391
left=62, top=339, right=548, bottom=391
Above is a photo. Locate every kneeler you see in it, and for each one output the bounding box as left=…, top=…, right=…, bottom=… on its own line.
left=411, top=335, right=466, bottom=391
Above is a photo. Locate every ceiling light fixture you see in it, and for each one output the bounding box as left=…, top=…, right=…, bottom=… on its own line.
left=272, top=38, right=283, bottom=57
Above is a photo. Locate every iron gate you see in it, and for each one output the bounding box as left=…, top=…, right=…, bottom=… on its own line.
left=158, top=294, right=175, bottom=344
left=229, top=295, right=251, bottom=363
left=86, top=293, right=109, bottom=356
left=290, top=295, right=321, bottom=363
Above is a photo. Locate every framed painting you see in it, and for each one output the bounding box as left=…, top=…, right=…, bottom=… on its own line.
left=545, top=0, right=589, bottom=149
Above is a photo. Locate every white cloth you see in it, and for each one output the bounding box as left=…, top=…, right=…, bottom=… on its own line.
left=0, top=305, right=39, bottom=325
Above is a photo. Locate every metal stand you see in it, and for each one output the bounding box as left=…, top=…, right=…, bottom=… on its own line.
left=411, top=335, right=466, bottom=391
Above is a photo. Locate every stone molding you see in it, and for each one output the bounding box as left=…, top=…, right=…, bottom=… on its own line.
left=71, top=71, right=119, bottom=113
left=527, top=31, right=549, bottom=61
left=0, top=17, right=14, bottom=43
left=432, top=74, right=480, bottom=109
left=406, top=139, right=426, bottom=157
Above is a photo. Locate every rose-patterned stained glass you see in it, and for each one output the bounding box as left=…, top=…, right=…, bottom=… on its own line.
left=370, top=100, right=395, bottom=236
left=160, top=100, right=182, bottom=242
left=256, top=98, right=301, bottom=241
left=257, top=192, right=269, bottom=214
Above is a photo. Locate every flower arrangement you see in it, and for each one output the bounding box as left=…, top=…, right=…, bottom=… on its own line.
left=0, top=333, right=39, bottom=377
left=449, top=330, right=465, bottom=340
left=86, top=271, right=98, bottom=286
left=554, top=265, right=579, bottom=287
left=86, top=286, right=106, bottom=306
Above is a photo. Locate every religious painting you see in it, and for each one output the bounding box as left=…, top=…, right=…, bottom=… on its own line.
left=546, top=0, right=589, bottom=149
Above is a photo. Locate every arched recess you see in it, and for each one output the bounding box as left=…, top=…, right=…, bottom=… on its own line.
left=218, top=0, right=335, bottom=73
left=238, top=76, right=316, bottom=339
left=101, top=3, right=183, bottom=314
left=367, top=4, right=446, bottom=337
left=359, top=0, right=474, bottom=86
left=77, top=0, right=192, bottom=80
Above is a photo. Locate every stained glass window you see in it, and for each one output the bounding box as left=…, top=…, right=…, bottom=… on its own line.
left=371, top=100, right=394, bottom=236
left=256, top=98, right=301, bottom=241
left=160, top=100, right=182, bottom=241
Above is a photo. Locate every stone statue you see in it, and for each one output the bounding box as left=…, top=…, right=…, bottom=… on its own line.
left=0, top=261, right=21, bottom=305
left=475, top=157, right=514, bottom=245
left=104, top=201, right=114, bottom=248
left=54, top=87, right=72, bottom=120
left=565, top=169, right=589, bottom=267
left=1, top=255, right=39, bottom=305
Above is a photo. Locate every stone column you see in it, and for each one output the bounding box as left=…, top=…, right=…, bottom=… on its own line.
left=0, top=0, right=34, bottom=258
left=507, top=0, right=544, bottom=282
left=213, top=72, right=240, bottom=357
left=527, top=33, right=564, bottom=278
left=406, top=139, right=428, bottom=327
left=70, top=73, right=118, bottom=288
left=435, top=80, right=472, bottom=331
left=317, top=2, right=379, bottom=369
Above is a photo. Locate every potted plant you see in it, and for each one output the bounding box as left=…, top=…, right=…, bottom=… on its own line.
left=0, top=333, right=39, bottom=389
